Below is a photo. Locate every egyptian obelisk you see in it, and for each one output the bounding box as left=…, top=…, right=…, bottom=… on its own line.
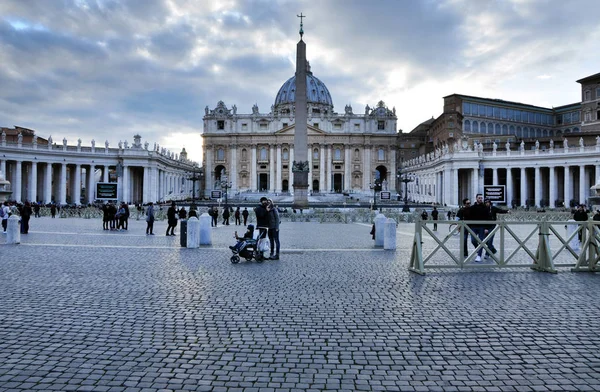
left=292, top=13, right=309, bottom=208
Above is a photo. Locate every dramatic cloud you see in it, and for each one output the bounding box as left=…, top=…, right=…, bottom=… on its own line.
left=0, top=0, right=598, bottom=161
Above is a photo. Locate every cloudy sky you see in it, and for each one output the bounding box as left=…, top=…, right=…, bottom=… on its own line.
left=1, top=0, right=598, bottom=163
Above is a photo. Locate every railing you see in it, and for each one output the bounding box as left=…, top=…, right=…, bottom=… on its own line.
left=409, top=219, right=600, bottom=274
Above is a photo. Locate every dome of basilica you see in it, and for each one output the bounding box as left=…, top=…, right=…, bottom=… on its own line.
left=274, top=72, right=333, bottom=110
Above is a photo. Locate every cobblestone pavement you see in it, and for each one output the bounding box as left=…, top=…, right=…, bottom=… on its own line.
left=1, top=217, right=600, bottom=392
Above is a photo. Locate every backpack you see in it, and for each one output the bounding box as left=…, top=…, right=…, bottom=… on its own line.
left=0, top=207, right=5, bottom=218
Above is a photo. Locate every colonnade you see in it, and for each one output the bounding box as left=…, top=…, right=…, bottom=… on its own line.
left=0, top=138, right=198, bottom=204
left=404, top=144, right=600, bottom=208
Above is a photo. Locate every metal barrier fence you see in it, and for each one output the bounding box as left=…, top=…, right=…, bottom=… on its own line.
left=409, top=219, right=600, bottom=275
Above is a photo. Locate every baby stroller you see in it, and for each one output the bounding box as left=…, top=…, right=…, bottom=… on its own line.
left=230, top=225, right=270, bottom=264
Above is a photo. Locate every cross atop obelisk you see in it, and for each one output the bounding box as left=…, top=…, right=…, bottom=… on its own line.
left=292, top=13, right=309, bottom=208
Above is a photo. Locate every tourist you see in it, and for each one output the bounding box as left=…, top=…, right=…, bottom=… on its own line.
left=254, top=197, right=270, bottom=243
left=242, top=207, right=249, bottom=225
left=468, top=194, right=490, bottom=262
left=431, top=206, right=439, bottom=231
left=33, top=202, right=41, bottom=218
left=166, top=201, right=178, bottom=236
left=593, top=210, right=600, bottom=221
left=50, top=203, right=57, bottom=218
left=102, top=202, right=110, bottom=230
left=483, top=199, right=509, bottom=260
left=1, top=201, right=10, bottom=233
left=234, top=207, right=241, bottom=225
left=573, top=204, right=589, bottom=243
left=456, top=198, right=471, bottom=258
left=222, top=206, right=230, bottom=225
left=267, top=199, right=280, bottom=260
left=178, top=206, right=187, bottom=220
left=146, top=202, right=155, bottom=235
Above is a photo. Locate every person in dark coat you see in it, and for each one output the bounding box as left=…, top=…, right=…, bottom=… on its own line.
left=468, top=194, right=490, bottom=262
left=234, top=207, right=241, bottom=225
left=573, top=204, right=589, bottom=242
left=20, top=201, right=33, bottom=234
left=166, top=201, right=178, bottom=236
left=254, top=197, right=271, bottom=240
left=431, top=206, right=439, bottom=231
left=267, top=199, right=280, bottom=260
left=242, top=207, right=249, bottom=225
left=483, top=199, right=509, bottom=259
left=222, top=206, right=230, bottom=225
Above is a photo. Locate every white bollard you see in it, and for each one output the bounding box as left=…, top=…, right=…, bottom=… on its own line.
left=374, top=213, right=386, bottom=247
left=199, top=213, right=212, bottom=245
left=186, top=217, right=200, bottom=248
left=6, top=215, right=20, bottom=244
left=383, top=218, right=397, bottom=250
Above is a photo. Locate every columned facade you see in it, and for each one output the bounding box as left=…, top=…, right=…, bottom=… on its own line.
left=0, top=130, right=198, bottom=205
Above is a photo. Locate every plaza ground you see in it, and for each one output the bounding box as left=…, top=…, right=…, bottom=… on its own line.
left=1, top=217, right=599, bottom=391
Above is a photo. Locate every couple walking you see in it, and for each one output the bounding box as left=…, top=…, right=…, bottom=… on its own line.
left=254, top=197, right=281, bottom=260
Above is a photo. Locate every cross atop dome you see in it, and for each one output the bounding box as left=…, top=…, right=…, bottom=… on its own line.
left=297, top=12, right=305, bottom=40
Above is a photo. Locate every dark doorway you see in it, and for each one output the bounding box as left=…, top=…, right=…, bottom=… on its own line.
left=282, top=179, right=289, bottom=192
left=259, top=173, right=268, bottom=191
left=312, top=179, right=319, bottom=193
left=333, top=173, right=343, bottom=193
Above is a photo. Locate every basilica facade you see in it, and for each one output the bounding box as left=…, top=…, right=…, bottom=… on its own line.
left=201, top=63, right=407, bottom=199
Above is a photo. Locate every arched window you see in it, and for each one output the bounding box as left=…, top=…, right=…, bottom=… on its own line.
left=495, top=124, right=501, bottom=135
left=282, top=148, right=289, bottom=161
left=260, top=147, right=267, bottom=160
left=516, top=126, right=522, bottom=138
left=378, top=148, right=385, bottom=161
left=313, top=148, right=319, bottom=160
left=334, top=148, right=342, bottom=160
left=472, top=121, right=478, bottom=133
left=241, top=148, right=247, bottom=161
left=464, top=120, right=471, bottom=132
left=536, top=128, right=542, bottom=138
left=509, top=125, right=515, bottom=135
left=354, top=148, right=360, bottom=161
left=502, top=124, right=508, bottom=135
left=487, top=123, right=494, bottom=134
left=523, top=127, right=529, bottom=138
left=217, top=148, right=225, bottom=161
left=573, top=127, right=579, bottom=133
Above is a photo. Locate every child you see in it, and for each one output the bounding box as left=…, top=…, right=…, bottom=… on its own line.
left=229, top=224, right=254, bottom=253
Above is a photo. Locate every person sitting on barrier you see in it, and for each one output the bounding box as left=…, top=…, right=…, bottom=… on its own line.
left=456, top=198, right=471, bottom=257
left=483, top=198, right=509, bottom=260
left=468, top=193, right=490, bottom=263
left=573, top=204, right=589, bottom=243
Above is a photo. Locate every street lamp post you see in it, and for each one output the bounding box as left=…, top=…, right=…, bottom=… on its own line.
left=369, top=178, right=381, bottom=211
left=397, top=168, right=414, bottom=213
left=220, top=170, right=232, bottom=210
left=188, top=167, right=203, bottom=207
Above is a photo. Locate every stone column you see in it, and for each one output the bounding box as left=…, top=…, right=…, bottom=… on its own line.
left=326, top=145, right=332, bottom=192
left=205, top=146, right=213, bottom=197
left=564, top=166, right=571, bottom=207
left=363, top=147, right=371, bottom=191
left=122, top=165, right=129, bottom=204
left=534, top=166, right=541, bottom=208
left=319, top=144, right=325, bottom=193
left=103, top=165, right=109, bottom=182
left=472, top=167, right=479, bottom=199
left=230, top=145, right=237, bottom=192
left=389, top=148, right=396, bottom=191
left=88, top=165, right=95, bottom=204
left=276, top=145, right=282, bottom=193
left=506, top=168, right=513, bottom=207
left=251, top=145, right=257, bottom=191
left=29, top=161, right=38, bottom=203
left=14, top=160, right=22, bottom=202
left=520, top=167, right=527, bottom=207
left=269, top=145, right=275, bottom=192
left=549, top=166, right=556, bottom=208
left=0, top=160, right=5, bottom=179
left=142, top=167, right=149, bottom=203
left=288, top=147, right=294, bottom=193
left=596, top=164, right=600, bottom=185
left=580, top=165, right=587, bottom=205
left=492, top=168, right=498, bottom=185
left=308, top=145, right=313, bottom=192
left=451, top=168, right=458, bottom=206
left=74, top=164, right=81, bottom=205
left=344, top=146, right=351, bottom=191
left=60, top=163, right=67, bottom=205
left=45, top=163, right=53, bottom=204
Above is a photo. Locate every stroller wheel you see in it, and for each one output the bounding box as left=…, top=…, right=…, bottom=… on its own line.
left=230, top=255, right=240, bottom=264
left=245, top=257, right=253, bottom=261
left=255, top=252, right=264, bottom=263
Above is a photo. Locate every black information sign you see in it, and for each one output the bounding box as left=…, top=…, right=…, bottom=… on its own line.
left=96, top=182, right=118, bottom=200
left=380, top=191, right=391, bottom=200
left=484, top=185, right=506, bottom=203
left=211, top=190, right=222, bottom=199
